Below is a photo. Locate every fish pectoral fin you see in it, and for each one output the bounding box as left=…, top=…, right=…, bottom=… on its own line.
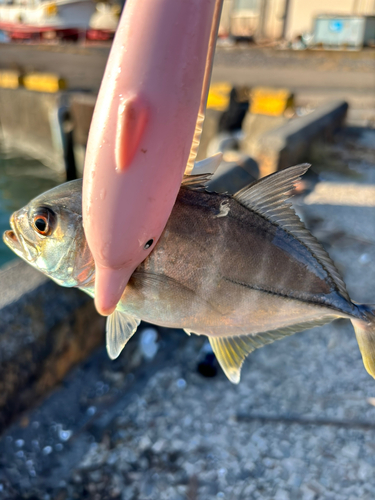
left=181, top=173, right=213, bottom=192
left=106, top=310, right=141, bottom=360
left=209, top=317, right=334, bottom=384
left=190, top=153, right=223, bottom=175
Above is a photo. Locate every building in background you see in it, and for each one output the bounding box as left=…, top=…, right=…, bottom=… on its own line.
left=220, top=0, right=375, bottom=41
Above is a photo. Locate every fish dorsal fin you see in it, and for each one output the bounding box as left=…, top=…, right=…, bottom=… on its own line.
left=106, top=310, right=140, bottom=360
left=190, top=152, right=223, bottom=175
left=209, top=316, right=334, bottom=384
left=181, top=172, right=213, bottom=191
left=234, top=164, right=350, bottom=301
left=181, top=152, right=223, bottom=190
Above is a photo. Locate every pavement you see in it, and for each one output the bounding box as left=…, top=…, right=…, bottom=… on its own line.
left=0, top=127, right=374, bottom=499
left=0, top=45, right=374, bottom=121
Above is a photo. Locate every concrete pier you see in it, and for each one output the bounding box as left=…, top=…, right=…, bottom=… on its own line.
left=0, top=260, right=105, bottom=433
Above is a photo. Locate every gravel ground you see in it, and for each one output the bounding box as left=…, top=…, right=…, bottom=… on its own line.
left=0, top=127, right=374, bottom=499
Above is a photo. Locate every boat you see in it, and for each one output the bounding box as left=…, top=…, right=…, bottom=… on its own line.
left=0, top=0, right=97, bottom=41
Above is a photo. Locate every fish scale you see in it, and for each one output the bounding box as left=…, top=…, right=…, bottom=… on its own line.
left=3, top=164, right=375, bottom=384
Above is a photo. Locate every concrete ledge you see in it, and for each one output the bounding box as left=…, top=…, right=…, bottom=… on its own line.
left=0, top=88, right=70, bottom=176
left=256, top=100, right=348, bottom=176
left=69, top=93, right=97, bottom=175
left=0, top=260, right=105, bottom=433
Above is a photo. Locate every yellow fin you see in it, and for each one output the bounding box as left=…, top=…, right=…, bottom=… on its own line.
left=352, top=306, right=375, bottom=378
left=209, top=317, right=334, bottom=383
left=209, top=336, right=248, bottom=384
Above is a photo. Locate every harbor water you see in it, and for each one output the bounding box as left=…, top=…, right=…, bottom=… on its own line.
left=0, top=153, right=60, bottom=267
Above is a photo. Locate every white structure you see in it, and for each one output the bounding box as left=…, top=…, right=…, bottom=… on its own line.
left=0, top=0, right=96, bottom=30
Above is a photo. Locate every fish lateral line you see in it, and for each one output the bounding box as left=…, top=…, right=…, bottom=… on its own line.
left=221, top=276, right=357, bottom=318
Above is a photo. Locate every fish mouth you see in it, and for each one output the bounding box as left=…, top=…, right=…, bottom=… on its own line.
left=3, top=229, right=21, bottom=252
left=3, top=215, right=37, bottom=262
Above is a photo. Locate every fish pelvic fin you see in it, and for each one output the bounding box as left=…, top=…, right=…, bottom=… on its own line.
left=234, top=164, right=350, bottom=302
left=106, top=310, right=140, bottom=360
left=209, top=316, right=334, bottom=384
left=352, top=305, right=375, bottom=379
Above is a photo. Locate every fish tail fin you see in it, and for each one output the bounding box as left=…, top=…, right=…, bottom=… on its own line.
left=351, top=305, right=375, bottom=378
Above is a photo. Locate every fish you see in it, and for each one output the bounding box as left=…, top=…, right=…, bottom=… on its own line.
left=3, top=164, right=375, bottom=383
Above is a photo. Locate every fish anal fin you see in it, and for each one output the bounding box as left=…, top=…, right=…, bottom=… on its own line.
left=209, top=316, right=334, bottom=383
left=352, top=304, right=375, bottom=379
left=209, top=337, right=246, bottom=384
left=234, top=164, right=350, bottom=301
left=106, top=310, right=140, bottom=360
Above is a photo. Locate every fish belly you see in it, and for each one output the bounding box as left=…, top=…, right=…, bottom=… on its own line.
left=122, top=273, right=339, bottom=338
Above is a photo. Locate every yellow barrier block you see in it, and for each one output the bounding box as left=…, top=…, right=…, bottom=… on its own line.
left=207, top=82, right=232, bottom=111
left=0, top=71, right=23, bottom=89
left=250, top=87, right=294, bottom=117
left=23, top=73, right=67, bottom=93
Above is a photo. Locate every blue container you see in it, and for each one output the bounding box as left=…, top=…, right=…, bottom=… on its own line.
left=313, top=15, right=375, bottom=49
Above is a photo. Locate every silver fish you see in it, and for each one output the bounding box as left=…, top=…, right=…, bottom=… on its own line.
left=4, top=164, right=375, bottom=383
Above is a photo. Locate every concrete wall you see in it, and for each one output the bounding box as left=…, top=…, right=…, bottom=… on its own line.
left=0, top=260, right=105, bottom=433
left=0, top=88, right=69, bottom=177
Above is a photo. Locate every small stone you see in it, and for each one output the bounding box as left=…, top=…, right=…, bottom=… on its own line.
left=139, top=328, right=159, bottom=360
left=359, top=253, right=370, bottom=265
left=176, top=378, right=187, bottom=389
left=42, top=446, right=53, bottom=455
left=301, top=485, right=316, bottom=500
left=58, top=429, right=72, bottom=442
left=342, top=443, right=360, bottom=460
left=152, top=439, right=165, bottom=453
left=139, top=435, right=152, bottom=451
left=275, top=489, right=290, bottom=500
left=358, top=460, right=373, bottom=480
left=15, top=439, right=25, bottom=448
left=87, top=406, right=97, bottom=416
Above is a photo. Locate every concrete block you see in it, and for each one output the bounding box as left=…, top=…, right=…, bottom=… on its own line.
left=241, top=113, right=289, bottom=160
left=23, top=73, right=67, bottom=93
left=0, top=260, right=105, bottom=433
left=255, top=100, right=348, bottom=177
left=70, top=93, right=97, bottom=176
left=70, top=93, right=96, bottom=147
left=0, top=70, right=23, bottom=89
left=207, top=155, right=259, bottom=194
left=0, top=88, right=69, bottom=176
left=207, top=82, right=232, bottom=111
left=250, top=87, right=295, bottom=117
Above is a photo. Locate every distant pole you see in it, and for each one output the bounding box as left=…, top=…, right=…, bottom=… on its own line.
left=282, top=0, right=291, bottom=39
left=258, top=0, right=268, bottom=38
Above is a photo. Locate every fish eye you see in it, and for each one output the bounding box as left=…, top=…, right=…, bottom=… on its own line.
left=32, top=207, right=56, bottom=236
left=144, top=239, right=154, bottom=250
